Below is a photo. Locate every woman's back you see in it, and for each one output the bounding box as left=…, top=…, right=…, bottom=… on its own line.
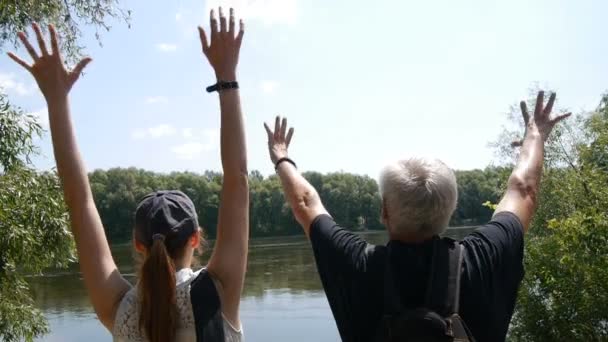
left=113, top=268, right=242, bottom=342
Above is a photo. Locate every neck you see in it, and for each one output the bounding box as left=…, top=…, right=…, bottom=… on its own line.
left=173, top=254, right=193, bottom=271
left=388, top=228, right=435, bottom=244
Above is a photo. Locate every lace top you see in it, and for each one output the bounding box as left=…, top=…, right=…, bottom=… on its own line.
left=113, top=268, right=243, bottom=342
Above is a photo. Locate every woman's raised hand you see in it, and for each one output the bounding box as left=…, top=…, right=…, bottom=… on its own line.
left=7, top=23, right=92, bottom=102
left=198, top=7, right=244, bottom=81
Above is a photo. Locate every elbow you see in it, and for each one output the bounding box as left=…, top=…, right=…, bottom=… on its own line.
left=223, top=158, right=248, bottom=180
left=507, top=173, right=538, bottom=203
left=293, top=189, right=321, bottom=223
left=223, top=170, right=249, bottom=188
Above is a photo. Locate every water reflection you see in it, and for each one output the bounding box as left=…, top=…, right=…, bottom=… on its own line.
left=30, top=228, right=474, bottom=341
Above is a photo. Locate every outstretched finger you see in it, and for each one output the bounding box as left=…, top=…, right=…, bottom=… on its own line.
left=280, top=117, right=288, bottom=139
left=69, top=57, right=92, bottom=83
left=520, top=101, right=529, bottom=126
left=236, top=19, right=245, bottom=49
left=534, top=91, right=544, bottom=119
left=210, top=9, right=218, bottom=41
left=551, top=112, right=572, bottom=125
left=286, top=127, right=295, bottom=147
left=7, top=52, right=32, bottom=71
left=18, top=32, right=39, bottom=61
left=274, top=116, right=281, bottom=140
left=264, top=122, right=274, bottom=141
left=49, top=24, right=60, bottom=56
left=219, top=7, right=227, bottom=33
left=198, top=26, right=209, bottom=54
left=32, top=23, right=49, bottom=56
left=229, top=8, right=235, bottom=35
left=544, top=92, right=556, bottom=117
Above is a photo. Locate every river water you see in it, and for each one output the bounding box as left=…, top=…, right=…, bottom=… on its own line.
left=29, top=228, right=474, bottom=341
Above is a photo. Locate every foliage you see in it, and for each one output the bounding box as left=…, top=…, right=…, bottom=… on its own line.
left=0, top=0, right=130, bottom=63
left=0, top=94, right=74, bottom=342
left=0, top=94, right=41, bottom=171
left=0, top=1, right=129, bottom=340
left=501, top=92, right=608, bottom=340
left=88, top=167, right=506, bottom=243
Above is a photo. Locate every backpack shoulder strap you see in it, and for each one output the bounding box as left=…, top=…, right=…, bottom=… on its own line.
left=425, top=238, right=464, bottom=315
left=190, top=269, right=226, bottom=342
left=382, top=248, right=404, bottom=314
left=446, top=241, right=465, bottom=314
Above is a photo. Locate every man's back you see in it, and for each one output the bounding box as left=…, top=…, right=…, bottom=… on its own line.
left=310, top=212, right=524, bottom=342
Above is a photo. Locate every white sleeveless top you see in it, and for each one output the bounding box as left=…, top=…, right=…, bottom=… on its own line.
left=112, top=268, right=243, bottom=342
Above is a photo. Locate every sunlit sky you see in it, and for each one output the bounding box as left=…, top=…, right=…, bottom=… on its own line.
left=1, top=0, right=607, bottom=177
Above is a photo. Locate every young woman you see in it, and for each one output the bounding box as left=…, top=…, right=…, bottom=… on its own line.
left=9, top=7, right=248, bottom=342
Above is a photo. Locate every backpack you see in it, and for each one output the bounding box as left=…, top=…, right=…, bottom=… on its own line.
left=190, top=269, right=226, bottom=342
left=374, top=238, right=476, bottom=342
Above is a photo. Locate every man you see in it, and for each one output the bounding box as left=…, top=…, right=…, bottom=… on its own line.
left=263, top=91, right=570, bottom=342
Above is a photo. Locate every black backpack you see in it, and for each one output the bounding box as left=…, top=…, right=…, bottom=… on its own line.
left=190, top=269, right=226, bottom=342
left=374, top=238, right=476, bottom=342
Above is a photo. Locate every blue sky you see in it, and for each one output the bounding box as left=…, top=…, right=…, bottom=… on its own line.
left=1, top=0, right=607, bottom=177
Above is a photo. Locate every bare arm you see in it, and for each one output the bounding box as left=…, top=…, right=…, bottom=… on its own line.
left=8, top=24, right=129, bottom=329
left=199, top=8, right=248, bottom=327
left=495, top=91, right=571, bottom=232
left=264, top=117, right=329, bottom=236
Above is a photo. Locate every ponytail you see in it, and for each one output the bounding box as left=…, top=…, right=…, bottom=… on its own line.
left=138, top=239, right=178, bottom=342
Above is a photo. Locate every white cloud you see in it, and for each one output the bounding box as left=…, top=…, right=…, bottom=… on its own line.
left=175, top=12, right=183, bottom=21
left=145, top=96, right=169, bottom=104
left=156, top=43, right=178, bottom=52
left=260, top=80, right=279, bottom=94
left=205, top=0, right=298, bottom=26
left=131, top=124, right=176, bottom=140
left=148, top=124, right=177, bottom=138
left=172, top=142, right=208, bottom=160
left=0, top=72, right=32, bottom=96
left=182, top=128, right=194, bottom=139
left=203, top=129, right=219, bottom=140
left=171, top=128, right=218, bottom=159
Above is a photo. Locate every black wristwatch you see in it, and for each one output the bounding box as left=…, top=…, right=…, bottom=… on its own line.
left=206, top=81, right=239, bottom=93
left=275, top=157, right=297, bottom=171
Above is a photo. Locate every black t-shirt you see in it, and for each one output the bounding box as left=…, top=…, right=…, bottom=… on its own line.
left=310, top=212, right=524, bottom=342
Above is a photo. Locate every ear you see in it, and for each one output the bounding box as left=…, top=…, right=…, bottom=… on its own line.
left=381, top=199, right=389, bottom=226
left=133, top=239, right=147, bottom=254
left=189, top=228, right=202, bottom=248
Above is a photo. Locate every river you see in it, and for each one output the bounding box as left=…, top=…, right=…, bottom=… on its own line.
left=28, top=228, right=475, bottom=341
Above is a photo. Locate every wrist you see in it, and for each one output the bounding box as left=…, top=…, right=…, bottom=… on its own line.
left=275, top=157, right=297, bottom=171
left=524, top=128, right=542, bottom=141
left=45, top=93, right=69, bottom=107
left=215, top=70, right=237, bottom=81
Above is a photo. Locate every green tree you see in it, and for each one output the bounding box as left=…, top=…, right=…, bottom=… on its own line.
left=0, top=0, right=130, bottom=63
left=0, top=96, right=73, bottom=341
left=496, top=92, right=608, bottom=340
left=0, top=2, right=129, bottom=340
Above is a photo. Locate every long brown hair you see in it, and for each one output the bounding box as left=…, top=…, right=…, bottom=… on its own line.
left=138, top=238, right=178, bottom=342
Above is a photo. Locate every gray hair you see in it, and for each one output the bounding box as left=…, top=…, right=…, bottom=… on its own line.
left=379, top=157, right=458, bottom=236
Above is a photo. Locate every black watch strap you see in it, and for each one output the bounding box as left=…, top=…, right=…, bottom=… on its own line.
left=206, top=81, right=239, bottom=93
left=275, top=157, right=297, bottom=171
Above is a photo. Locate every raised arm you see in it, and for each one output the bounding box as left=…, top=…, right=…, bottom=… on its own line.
left=8, top=24, right=129, bottom=329
left=494, top=91, right=571, bottom=232
left=264, top=116, right=329, bottom=236
left=199, top=8, right=248, bottom=326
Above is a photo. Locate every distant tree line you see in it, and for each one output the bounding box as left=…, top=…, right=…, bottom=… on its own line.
left=89, top=167, right=508, bottom=243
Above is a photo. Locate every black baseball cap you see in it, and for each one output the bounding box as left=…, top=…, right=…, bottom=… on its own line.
left=134, top=190, right=198, bottom=251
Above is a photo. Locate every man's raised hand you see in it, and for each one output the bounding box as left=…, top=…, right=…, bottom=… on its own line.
left=7, top=23, right=91, bottom=102
left=264, top=116, right=295, bottom=165
left=511, top=91, right=571, bottom=147
left=198, top=7, right=244, bottom=80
